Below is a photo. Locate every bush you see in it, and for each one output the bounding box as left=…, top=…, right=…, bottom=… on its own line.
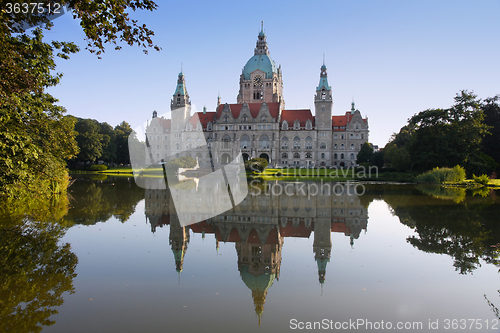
left=415, top=165, right=466, bottom=184
left=87, top=164, right=108, bottom=171
left=245, top=158, right=268, bottom=173
left=472, top=174, right=490, bottom=185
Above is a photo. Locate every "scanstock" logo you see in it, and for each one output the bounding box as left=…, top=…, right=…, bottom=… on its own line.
left=129, top=105, right=249, bottom=227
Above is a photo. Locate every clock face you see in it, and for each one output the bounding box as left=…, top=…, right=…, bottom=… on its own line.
left=253, top=75, right=263, bottom=86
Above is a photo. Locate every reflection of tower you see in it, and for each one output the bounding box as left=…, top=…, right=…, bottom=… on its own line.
left=235, top=225, right=282, bottom=326
left=169, top=215, right=190, bottom=273
left=313, top=218, right=332, bottom=285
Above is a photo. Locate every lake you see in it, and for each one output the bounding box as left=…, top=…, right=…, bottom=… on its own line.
left=2, top=175, right=500, bottom=332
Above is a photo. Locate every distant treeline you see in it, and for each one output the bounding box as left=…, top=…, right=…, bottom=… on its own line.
left=357, top=91, right=500, bottom=177
left=69, top=117, right=145, bottom=167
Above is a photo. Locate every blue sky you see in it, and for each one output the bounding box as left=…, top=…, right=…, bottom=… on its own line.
left=46, top=0, right=500, bottom=146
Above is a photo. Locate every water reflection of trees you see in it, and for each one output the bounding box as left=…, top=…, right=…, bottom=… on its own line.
left=0, top=196, right=78, bottom=333
left=364, top=185, right=500, bottom=274
left=65, top=175, right=145, bottom=225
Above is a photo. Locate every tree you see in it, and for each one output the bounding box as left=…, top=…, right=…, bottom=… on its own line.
left=0, top=1, right=159, bottom=197
left=356, top=142, right=374, bottom=164
left=481, top=96, right=500, bottom=172
left=99, top=122, right=117, bottom=163
left=73, top=118, right=103, bottom=164
left=384, top=144, right=411, bottom=171
left=114, top=121, right=134, bottom=165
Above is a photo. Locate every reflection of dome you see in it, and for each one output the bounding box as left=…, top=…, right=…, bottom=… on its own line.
left=243, top=55, right=277, bottom=80
left=240, top=266, right=275, bottom=291
left=240, top=266, right=276, bottom=326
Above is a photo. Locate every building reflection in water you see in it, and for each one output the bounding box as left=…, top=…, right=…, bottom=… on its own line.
left=144, top=179, right=368, bottom=324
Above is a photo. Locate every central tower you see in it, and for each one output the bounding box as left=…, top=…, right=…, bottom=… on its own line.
left=237, top=23, right=284, bottom=106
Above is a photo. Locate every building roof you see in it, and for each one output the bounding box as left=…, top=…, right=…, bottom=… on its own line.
left=189, top=111, right=216, bottom=129
left=281, top=109, right=314, bottom=128
left=243, top=54, right=277, bottom=80
left=216, top=102, right=280, bottom=120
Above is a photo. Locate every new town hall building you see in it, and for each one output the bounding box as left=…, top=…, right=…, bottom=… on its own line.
left=146, top=27, right=369, bottom=168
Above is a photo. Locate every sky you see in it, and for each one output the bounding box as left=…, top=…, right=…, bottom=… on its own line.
left=44, top=0, right=500, bottom=147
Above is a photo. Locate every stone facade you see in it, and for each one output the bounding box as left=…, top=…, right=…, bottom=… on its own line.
left=145, top=28, right=369, bottom=168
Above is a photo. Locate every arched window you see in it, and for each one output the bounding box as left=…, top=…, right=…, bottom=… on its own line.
left=259, top=135, right=270, bottom=149
left=340, top=153, right=344, bottom=159
left=340, top=144, right=344, bottom=149
left=282, top=120, right=288, bottom=130
left=186, top=138, right=192, bottom=149
left=351, top=153, right=355, bottom=159
left=350, top=133, right=354, bottom=139
left=306, top=120, right=312, bottom=130
left=293, top=137, right=300, bottom=149
left=293, top=152, right=300, bottom=159
left=334, top=153, right=338, bottom=159
left=281, top=137, right=289, bottom=149
left=305, top=137, right=313, bottom=149
left=320, top=142, right=326, bottom=149
left=334, top=144, right=337, bottom=149
left=306, top=152, right=312, bottom=158
left=175, top=143, right=180, bottom=150
left=240, top=135, right=250, bottom=149
left=282, top=153, right=288, bottom=159
left=321, top=153, right=325, bottom=159
left=222, top=135, right=231, bottom=149
left=350, top=144, right=354, bottom=150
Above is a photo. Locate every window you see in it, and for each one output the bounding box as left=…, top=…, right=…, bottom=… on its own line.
left=306, top=120, right=312, bottom=130
left=240, top=135, right=250, bottom=149
left=340, top=144, right=344, bottom=149
left=294, top=120, right=300, bottom=130
left=320, top=142, right=326, bottom=149
left=293, top=137, right=300, bottom=149
left=361, top=134, right=364, bottom=139
left=222, top=135, right=231, bottom=149
left=243, top=115, right=248, bottom=122
left=259, top=135, right=270, bottom=149
left=334, top=153, right=338, bottom=159
left=281, top=137, right=289, bottom=149
left=282, top=120, right=288, bottom=130
left=293, top=152, right=300, bottom=159
left=334, top=144, right=337, bottom=149
left=350, top=133, right=354, bottom=139
left=340, top=153, right=344, bottom=159
left=306, top=152, right=312, bottom=158
left=321, top=153, right=325, bottom=159
left=175, top=143, right=180, bottom=150
left=334, top=134, right=337, bottom=139
left=196, top=138, right=203, bottom=147
left=341, top=134, right=344, bottom=139
left=282, top=153, right=288, bottom=159
left=350, top=144, right=354, bottom=150
left=351, top=153, right=355, bottom=160
left=305, top=137, right=313, bottom=149
left=186, top=138, right=192, bottom=149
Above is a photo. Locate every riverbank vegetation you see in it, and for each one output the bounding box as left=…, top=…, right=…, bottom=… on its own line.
left=0, top=1, right=159, bottom=199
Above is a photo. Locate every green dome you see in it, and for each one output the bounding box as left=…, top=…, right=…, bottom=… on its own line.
left=240, top=266, right=276, bottom=292
left=243, top=55, right=277, bottom=80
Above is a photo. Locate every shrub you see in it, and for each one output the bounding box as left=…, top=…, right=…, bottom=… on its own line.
left=245, top=158, right=268, bottom=173
left=87, top=164, right=108, bottom=171
left=415, top=165, right=466, bottom=183
left=473, top=174, right=490, bottom=186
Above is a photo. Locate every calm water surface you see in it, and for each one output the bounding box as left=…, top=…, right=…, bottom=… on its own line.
left=2, top=176, right=500, bottom=332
